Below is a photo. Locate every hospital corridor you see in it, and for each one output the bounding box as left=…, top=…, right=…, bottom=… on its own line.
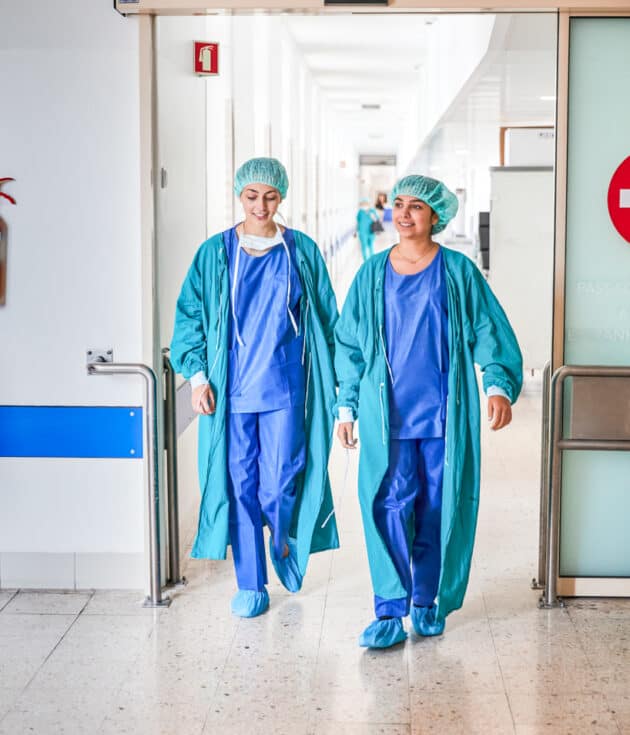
left=2, top=2, right=630, bottom=734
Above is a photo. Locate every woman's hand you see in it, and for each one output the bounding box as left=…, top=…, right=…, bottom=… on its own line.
left=191, top=384, right=216, bottom=415
left=488, top=395, right=512, bottom=431
left=337, top=421, right=358, bottom=449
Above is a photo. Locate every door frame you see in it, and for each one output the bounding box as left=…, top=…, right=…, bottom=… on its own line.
left=137, top=5, right=630, bottom=598
left=554, top=10, right=630, bottom=597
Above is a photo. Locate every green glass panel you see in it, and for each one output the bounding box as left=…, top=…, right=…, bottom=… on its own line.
left=561, top=18, right=630, bottom=577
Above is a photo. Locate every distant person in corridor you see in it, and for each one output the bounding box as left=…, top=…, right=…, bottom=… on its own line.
left=357, top=198, right=380, bottom=261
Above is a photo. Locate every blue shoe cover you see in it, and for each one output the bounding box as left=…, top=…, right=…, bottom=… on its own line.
left=359, top=618, right=407, bottom=649
left=231, top=588, right=269, bottom=618
left=410, top=603, right=445, bottom=637
left=269, top=536, right=303, bottom=593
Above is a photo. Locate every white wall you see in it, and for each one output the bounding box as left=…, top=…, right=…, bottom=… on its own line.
left=0, top=1, right=147, bottom=588
left=208, top=17, right=358, bottom=258
left=399, top=14, right=557, bottom=241
left=155, top=17, right=212, bottom=555
left=397, top=15, right=496, bottom=176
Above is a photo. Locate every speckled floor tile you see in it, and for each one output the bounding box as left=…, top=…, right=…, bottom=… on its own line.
left=98, top=693, right=209, bottom=735
left=0, top=687, right=23, bottom=720
left=0, top=685, right=117, bottom=735
left=0, top=590, right=17, bottom=611
left=314, top=725, right=410, bottom=735
left=312, top=683, right=411, bottom=725
left=201, top=717, right=312, bottom=735
left=409, top=692, right=515, bottom=734
left=509, top=692, right=620, bottom=734
left=407, top=617, right=504, bottom=694
left=2, top=590, right=92, bottom=615
left=82, top=590, right=160, bottom=615
left=0, top=614, right=77, bottom=689
left=205, top=676, right=315, bottom=725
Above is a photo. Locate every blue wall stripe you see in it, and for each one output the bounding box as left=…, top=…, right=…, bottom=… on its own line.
left=0, top=406, right=143, bottom=458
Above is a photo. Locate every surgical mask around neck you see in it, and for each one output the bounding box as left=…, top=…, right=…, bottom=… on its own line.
left=231, top=226, right=299, bottom=347
left=239, top=227, right=284, bottom=252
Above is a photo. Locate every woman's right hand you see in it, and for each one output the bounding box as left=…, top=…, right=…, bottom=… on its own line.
left=191, top=384, right=216, bottom=415
left=337, top=421, right=357, bottom=449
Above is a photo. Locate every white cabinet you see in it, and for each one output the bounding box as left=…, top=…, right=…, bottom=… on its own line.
left=488, top=167, right=554, bottom=371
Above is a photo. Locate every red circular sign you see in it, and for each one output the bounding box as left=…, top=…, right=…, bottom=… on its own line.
left=607, top=156, right=630, bottom=243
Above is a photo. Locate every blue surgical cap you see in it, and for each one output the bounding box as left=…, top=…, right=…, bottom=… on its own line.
left=391, top=175, right=458, bottom=234
left=234, top=157, right=289, bottom=199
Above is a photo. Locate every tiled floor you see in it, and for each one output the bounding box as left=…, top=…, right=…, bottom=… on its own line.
left=2, top=244, right=630, bottom=734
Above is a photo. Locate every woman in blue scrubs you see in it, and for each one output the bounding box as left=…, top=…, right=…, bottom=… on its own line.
left=171, top=158, right=339, bottom=618
left=334, top=175, right=522, bottom=648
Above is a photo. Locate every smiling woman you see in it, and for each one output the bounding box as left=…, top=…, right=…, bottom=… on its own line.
left=169, top=156, right=340, bottom=619
left=334, top=173, right=523, bottom=649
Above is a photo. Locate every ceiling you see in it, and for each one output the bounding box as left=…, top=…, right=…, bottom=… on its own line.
left=446, top=14, right=557, bottom=126
left=284, top=15, right=432, bottom=155
left=412, top=13, right=557, bottom=177
left=284, top=13, right=557, bottom=160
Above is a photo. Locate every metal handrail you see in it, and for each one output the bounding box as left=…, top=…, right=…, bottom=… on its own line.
left=162, top=350, right=186, bottom=587
left=87, top=362, right=170, bottom=608
left=541, top=365, right=630, bottom=609
left=533, top=361, right=552, bottom=591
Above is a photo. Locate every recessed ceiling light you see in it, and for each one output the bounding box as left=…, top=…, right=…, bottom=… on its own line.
left=362, top=104, right=381, bottom=110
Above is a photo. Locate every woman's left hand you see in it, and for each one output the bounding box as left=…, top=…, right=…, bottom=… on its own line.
left=488, top=395, right=512, bottom=431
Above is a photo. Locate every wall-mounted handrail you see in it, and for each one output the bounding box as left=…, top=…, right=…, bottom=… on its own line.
left=87, top=362, right=170, bottom=608
left=162, top=350, right=185, bottom=587
left=533, top=361, right=552, bottom=591
left=541, top=364, right=630, bottom=609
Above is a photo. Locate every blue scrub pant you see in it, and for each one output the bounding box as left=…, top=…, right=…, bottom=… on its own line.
left=227, top=405, right=306, bottom=592
left=373, top=438, right=444, bottom=618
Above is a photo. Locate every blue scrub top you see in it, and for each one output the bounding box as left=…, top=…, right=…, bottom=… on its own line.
left=226, top=226, right=305, bottom=414
left=384, top=248, right=449, bottom=439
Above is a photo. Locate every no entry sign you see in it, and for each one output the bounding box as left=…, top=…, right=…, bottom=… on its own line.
left=607, top=156, right=630, bottom=243
left=194, top=42, right=219, bottom=76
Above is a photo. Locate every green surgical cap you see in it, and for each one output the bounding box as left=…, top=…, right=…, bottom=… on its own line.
left=234, top=157, right=289, bottom=199
left=391, top=175, right=458, bottom=234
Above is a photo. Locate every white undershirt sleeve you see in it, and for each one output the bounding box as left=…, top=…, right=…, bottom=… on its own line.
left=337, top=407, right=355, bottom=423
left=189, top=371, right=209, bottom=390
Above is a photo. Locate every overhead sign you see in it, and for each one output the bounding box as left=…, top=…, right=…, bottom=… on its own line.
left=607, top=156, right=630, bottom=243
left=194, top=42, right=219, bottom=76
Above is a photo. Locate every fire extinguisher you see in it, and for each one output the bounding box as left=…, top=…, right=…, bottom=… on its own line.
left=0, top=177, right=16, bottom=307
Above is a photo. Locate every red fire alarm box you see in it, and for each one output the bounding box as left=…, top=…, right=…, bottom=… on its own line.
left=194, top=42, right=219, bottom=76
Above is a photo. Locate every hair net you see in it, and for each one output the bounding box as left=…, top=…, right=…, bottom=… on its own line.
left=390, top=175, right=458, bottom=234
left=234, top=157, right=289, bottom=199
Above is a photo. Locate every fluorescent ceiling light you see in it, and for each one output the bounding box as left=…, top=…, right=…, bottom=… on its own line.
left=540, top=95, right=556, bottom=101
